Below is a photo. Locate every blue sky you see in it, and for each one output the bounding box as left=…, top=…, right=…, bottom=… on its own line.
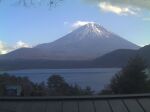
left=0, top=0, right=150, bottom=54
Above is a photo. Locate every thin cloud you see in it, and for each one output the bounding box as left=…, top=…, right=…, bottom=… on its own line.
left=0, top=40, right=32, bottom=54
left=0, top=41, right=10, bottom=54
left=84, top=0, right=150, bottom=10
left=15, top=41, right=31, bottom=49
left=98, top=2, right=138, bottom=15
left=72, top=21, right=95, bottom=29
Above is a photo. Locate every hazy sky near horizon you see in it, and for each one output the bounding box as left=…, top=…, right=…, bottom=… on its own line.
left=0, top=0, right=150, bottom=54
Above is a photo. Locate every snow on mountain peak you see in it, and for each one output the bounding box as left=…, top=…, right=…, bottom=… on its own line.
left=85, top=23, right=102, bottom=33
left=73, top=23, right=111, bottom=39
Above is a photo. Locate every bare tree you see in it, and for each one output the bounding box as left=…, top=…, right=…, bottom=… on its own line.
left=0, top=0, right=63, bottom=7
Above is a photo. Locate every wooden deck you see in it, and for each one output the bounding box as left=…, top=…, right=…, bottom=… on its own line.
left=0, top=94, right=150, bottom=112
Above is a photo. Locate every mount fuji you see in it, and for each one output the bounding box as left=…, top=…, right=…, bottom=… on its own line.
left=0, top=23, right=139, bottom=60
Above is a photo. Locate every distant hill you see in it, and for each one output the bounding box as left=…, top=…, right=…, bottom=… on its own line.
left=0, top=23, right=139, bottom=60
left=138, top=45, right=150, bottom=65
left=93, top=44, right=150, bottom=68
left=0, top=60, right=93, bottom=70
left=0, top=45, right=150, bottom=70
left=93, top=49, right=137, bottom=68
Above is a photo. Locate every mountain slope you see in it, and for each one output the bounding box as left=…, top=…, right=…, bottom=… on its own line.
left=35, top=23, right=139, bottom=60
left=94, top=44, right=150, bottom=67
left=138, top=45, right=150, bottom=64
left=94, top=49, right=137, bottom=67
left=0, top=23, right=139, bottom=60
left=1, top=45, right=150, bottom=70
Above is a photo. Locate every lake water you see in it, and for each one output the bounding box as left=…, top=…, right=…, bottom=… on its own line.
left=4, top=68, right=121, bottom=92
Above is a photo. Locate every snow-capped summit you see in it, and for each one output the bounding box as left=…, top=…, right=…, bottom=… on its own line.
left=82, top=23, right=105, bottom=34
left=71, top=23, right=112, bottom=40
left=1, top=23, right=140, bottom=60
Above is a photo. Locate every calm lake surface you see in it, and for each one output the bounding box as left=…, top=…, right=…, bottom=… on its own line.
left=5, top=68, right=121, bottom=91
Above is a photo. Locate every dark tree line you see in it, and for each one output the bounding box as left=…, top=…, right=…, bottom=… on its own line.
left=101, top=55, right=150, bottom=94
left=0, top=74, right=94, bottom=96
left=47, top=75, right=94, bottom=96
left=0, top=73, right=34, bottom=96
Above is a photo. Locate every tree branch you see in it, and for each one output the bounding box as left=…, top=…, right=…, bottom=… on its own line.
left=0, top=0, right=63, bottom=7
